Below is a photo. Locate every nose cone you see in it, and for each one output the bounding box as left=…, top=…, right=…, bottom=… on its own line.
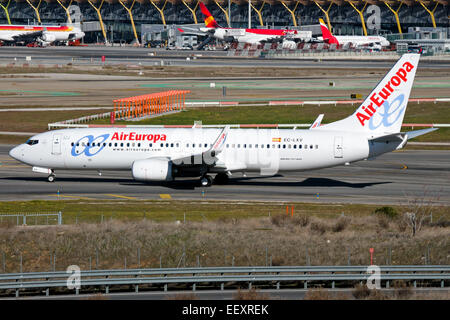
left=9, top=145, right=22, bottom=161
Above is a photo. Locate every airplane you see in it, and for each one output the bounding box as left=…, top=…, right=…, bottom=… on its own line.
left=0, top=24, right=85, bottom=46
left=319, top=18, right=390, bottom=50
left=181, top=2, right=312, bottom=47
left=9, top=54, right=437, bottom=187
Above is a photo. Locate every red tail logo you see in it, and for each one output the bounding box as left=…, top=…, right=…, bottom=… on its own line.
left=319, top=18, right=339, bottom=45
left=199, top=2, right=219, bottom=28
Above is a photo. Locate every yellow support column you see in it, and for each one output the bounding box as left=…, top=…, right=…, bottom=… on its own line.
left=182, top=0, right=199, bottom=24
left=56, top=0, right=73, bottom=24
left=314, top=1, right=333, bottom=31
left=26, top=0, right=42, bottom=23
left=249, top=1, right=265, bottom=27
left=417, top=0, right=439, bottom=28
left=214, top=0, right=230, bottom=27
left=87, top=0, right=108, bottom=44
left=346, top=0, right=368, bottom=36
left=281, top=1, right=300, bottom=27
left=0, top=0, right=12, bottom=25
left=150, top=0, right=168, bottom=25
left=118, top=0, right=140, bottom=45
left=384, top=1, right=403, bottom=34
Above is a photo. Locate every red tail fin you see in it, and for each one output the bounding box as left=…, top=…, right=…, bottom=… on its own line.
left=319, top=18, right=339, bottom=45
left=199, top=2, right=219, bottom=28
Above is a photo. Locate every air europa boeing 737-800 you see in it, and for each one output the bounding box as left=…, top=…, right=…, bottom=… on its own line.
left=9, top=54, right=436, bottom=186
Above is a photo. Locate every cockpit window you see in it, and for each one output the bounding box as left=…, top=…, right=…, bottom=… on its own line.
left=26, top=139, right=39, bottom=146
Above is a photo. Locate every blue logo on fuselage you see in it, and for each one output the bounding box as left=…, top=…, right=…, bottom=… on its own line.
left=71, top=134, right=110, bottom=157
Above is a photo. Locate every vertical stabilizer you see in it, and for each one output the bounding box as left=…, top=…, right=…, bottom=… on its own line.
left=318, top=54, right=420, bottom=137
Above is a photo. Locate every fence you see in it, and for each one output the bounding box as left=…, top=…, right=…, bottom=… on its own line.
left=0, top=212, right=62, bottom=226
left=113, top=90, right=190, bottom=120
left=0, top=265, right=448, bottom=297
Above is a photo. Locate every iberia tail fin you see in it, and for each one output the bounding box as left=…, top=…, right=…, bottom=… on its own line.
left=319, top=18, right=338, bottom=45
left=199, top=2, right=220, bottom=28
left=317, top=54, right=420, bottom=138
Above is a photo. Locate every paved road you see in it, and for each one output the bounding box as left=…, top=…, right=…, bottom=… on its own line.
left=1, top=46, right=450, bottom=69
left=0, top=145, right=448, bottom=205
left=7, top=287, right=450, bottom=300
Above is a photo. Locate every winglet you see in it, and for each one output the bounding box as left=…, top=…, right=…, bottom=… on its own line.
left=210, top=125, right=229, bottom=154
left=310, top=114, right=324, bottom=129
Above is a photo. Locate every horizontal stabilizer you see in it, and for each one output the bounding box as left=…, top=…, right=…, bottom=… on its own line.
left=406, top=128, right=438, bottom=140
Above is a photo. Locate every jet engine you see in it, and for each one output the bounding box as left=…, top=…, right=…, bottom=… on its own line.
left=132, top=158, right=173, bottom=181
left=41, top=34, right=56, bottom=42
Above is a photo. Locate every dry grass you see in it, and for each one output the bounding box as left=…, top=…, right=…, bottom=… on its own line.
left=0, top=212, right=448, bottom=273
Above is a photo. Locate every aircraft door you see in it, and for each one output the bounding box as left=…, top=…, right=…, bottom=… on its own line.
left=52, top=133, right=62, bottom=155
left=334, top=136, right=343, bottom=158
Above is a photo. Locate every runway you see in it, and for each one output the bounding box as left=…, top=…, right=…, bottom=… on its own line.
left=0, top=145, right=448, bottom=205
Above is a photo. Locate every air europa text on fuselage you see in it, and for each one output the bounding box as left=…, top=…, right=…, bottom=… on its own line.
left=111, top=132, right=167, bottom=143
left=356, top=61, right=415, bottom=127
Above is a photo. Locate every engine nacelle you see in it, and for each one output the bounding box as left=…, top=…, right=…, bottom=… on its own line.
left=132, top=158, right=173, bottom=181
left=41, top=34, right=56, bottom=42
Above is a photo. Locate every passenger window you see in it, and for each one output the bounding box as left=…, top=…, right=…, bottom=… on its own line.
left=278, top=145, right=281, bottom=149
left=166, top=143, right=169, bottom=147
left=283, top=145, right=286, bottom=149
left=293, top=145, right=297, bottom=149
left=109, top=143, right=112, bottom=147
left=193, top=144, right=196, bottom=148
left=149, top=143, right=152, bottom=147
left=310, top=145, right=313, bottom=149
left=315, top=145, right=318, bottom=149
left=299, top=145, right=302, bottom=149
left=120, top=143, right=124, bottom=147
left=114, top=143, right=118, bottom=147
left=103, top=143, right=106, bottom=147
left=87, top=143, right=90, bottom=146
left=171, top=143, right=174, bottom=147
left=71, top=142, right=74, bottom=146
left=243, top=144, right=246, bottom=148
left=232, top=144, right=235, bottom=148
left=204, top=143, right=208, bottom=148
left=138, top=143, right=141, bottom=147
left=161, top=143, right=164, bottom=147
left=127, top=143, right=130, bottom=147
left=226, top=144, right=229, bottom=148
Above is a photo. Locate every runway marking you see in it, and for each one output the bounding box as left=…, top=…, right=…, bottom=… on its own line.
left=105, top=194, right=137, bottom=200
left=159, top=194, right=172, bottom=199
left=49, top=194, right=96, bottom=200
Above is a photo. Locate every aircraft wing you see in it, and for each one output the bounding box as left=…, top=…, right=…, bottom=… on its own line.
left=170, top=126, right=230, bottom=167
left=177, top=26, right=209, bottom=36
left=11, top=30, right=43, bottom=42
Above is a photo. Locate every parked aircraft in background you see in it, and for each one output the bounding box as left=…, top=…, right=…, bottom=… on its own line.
left=319, top=18, right=390, bottom=50
left=0, top=24, right=84, bottom=46
left=9, top=54, right=435, bottom=187
left=178, top=2, right=311, bottom=48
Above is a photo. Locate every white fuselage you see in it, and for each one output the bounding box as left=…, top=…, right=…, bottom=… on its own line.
left=10, top=128, right=373, bottom=176
left=0, top=25, right=85, bottom=43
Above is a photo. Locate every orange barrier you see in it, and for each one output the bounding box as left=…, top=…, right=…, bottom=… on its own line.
left=113, top=90, right=190, bottom=120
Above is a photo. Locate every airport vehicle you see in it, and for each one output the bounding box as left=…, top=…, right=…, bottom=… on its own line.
left=0, top=24, right=84, bottom=46
left=319, top=18, right=389, bottom=50
left=183, top=2, right=312, bottom=46
left=9, top=54, right=436, bottom=186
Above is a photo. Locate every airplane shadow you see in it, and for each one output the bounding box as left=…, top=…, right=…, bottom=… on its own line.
left=1, top=176, right=391, bottom=190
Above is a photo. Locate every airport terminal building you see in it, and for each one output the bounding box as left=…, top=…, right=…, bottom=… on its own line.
left=0, top=0, right=448, bottom=43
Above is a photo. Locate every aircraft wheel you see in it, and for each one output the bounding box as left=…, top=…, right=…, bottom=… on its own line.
left=47, top=174, right=55, bottom=183
left=214, top=173, right=229, bottom=185
left=200, top=175, right=213, bottom=187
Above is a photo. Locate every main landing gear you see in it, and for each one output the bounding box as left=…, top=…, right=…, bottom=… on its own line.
left=214, top=173, right=229, bottom=185
left=200, top=175, right=213, bottom=187
left=47, top=171, right=56, bottom=182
